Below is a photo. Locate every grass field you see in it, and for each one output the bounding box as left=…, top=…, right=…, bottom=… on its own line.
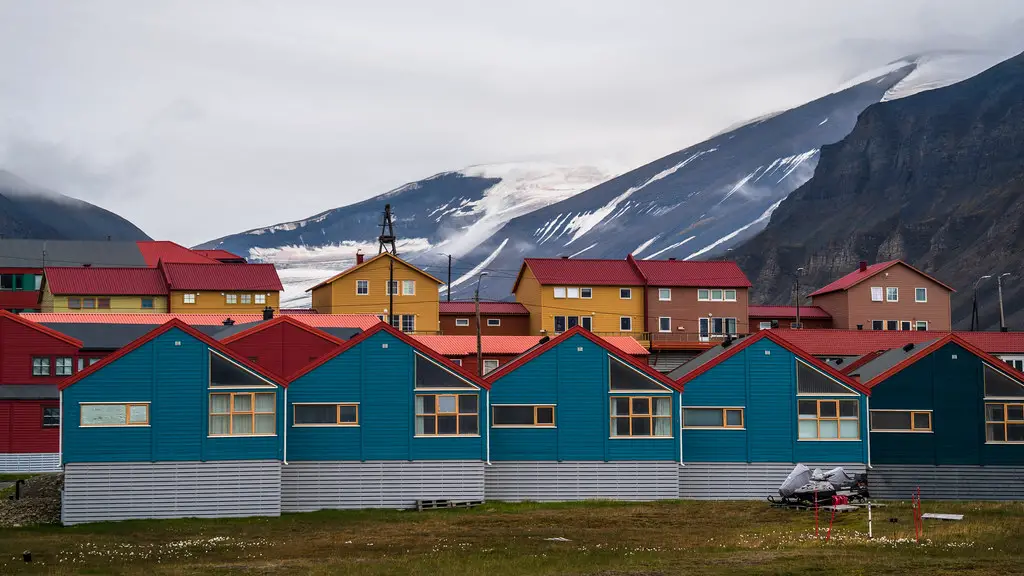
left=2, top=500, right=1023, bottom=575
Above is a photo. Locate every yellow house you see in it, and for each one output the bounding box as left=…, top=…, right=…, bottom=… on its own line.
left=162, top=262, right=283, bottom=314
left=40, top=267, right=170, bottom=313
left=307, top=252, right=442, bottom=333
left=512, top=258, right=646, bottom=343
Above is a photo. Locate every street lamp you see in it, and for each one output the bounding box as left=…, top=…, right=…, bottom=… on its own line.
left=475, top=272, right=489, bottom=376
left=794, top=267, right=805, bottom=329
left=998, top=273, right=1012, bottom=332
left=440, top=253, right=453, bottom=302
left=972, top=275, right=992, bottom=331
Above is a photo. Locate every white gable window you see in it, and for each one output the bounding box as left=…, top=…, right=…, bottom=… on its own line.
left=356, top=280, right=369, bottom=295
left=886, top=287, right=899, bottom=302
left=553, top=287, right=566, bottom=299
left=915, top=288, right=927, bottom=302
left=870, top=287, right=883, bottom=302
left=455, top=318, right=470, bottom=327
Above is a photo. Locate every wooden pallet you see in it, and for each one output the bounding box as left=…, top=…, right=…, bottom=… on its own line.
left=415, top=499, right=484, bottom=511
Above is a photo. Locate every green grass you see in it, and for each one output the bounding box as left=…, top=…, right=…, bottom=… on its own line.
left=0, top=474, right=34, bottom=482
left=2, top=500, right=1023, bottom=575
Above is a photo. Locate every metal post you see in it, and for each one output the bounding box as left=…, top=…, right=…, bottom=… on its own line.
left=447, top=254, right=452, bottom=302
left=389, top=257, right=395, bottom=330
left=975, top=275, right=992, bottom=331
left=475, top=272, right=488, bottom=377
left=868, top=502, right=873, bottom=539
left=998, top=273, right=1010, bottom=332
left=795, top=267, right=804, bottom=328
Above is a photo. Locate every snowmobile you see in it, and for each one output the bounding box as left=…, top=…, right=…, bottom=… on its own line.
left=767, top=464, right=869, bottom=507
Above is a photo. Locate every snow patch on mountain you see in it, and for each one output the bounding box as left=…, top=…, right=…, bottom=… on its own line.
left=249, top=238, right=433, bottom=267
left=643, top=236, right=696, bottom=260
left=881, top=51, right=1018, bottom=101
left=448, top=237, right=510, bottom=292
left=685, top=197, right=786, bottom=260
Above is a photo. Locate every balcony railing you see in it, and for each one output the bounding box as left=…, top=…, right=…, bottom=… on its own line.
left=589, top=331, right=651, bottom=341
left=649, top=332, right=747, bottom=344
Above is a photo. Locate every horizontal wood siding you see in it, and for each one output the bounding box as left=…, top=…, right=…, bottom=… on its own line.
left=747, top=340, right=797, bottom=462
left=516, top=278, right=646, bottom=337
left=0, top=400, right=59, bottom=453
left=485, top=461, right=680, bottom=501
left=169, top=290, right=280, bottom=314
left=680, top=462, right=865, bottom=499
left=439, top=315, right=531, bottom=336
left=43, top=294, right=169, bottom=313
left=869, top=465, right=1024, bottom=500
left=224, top=322, right=340, bottom=379
left=646, top=286, right=749, bottom=337
left=0, top=314, right=81, bottom=385
left=324, top=257, right=440, bottom=331
left=0, top=453, right=59, bottom=473
left=844, top=263, right=952, bottom=331
left=286, top=345, right=364, bottom=461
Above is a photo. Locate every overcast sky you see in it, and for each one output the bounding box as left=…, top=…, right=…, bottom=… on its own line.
left=1, top=1, right=1022, bottom=246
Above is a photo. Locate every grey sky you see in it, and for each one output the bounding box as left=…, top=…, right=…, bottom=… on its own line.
left=1, top=1, right=1022, bottom=245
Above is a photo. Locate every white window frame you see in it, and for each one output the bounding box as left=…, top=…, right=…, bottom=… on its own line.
left=482, top=359, right=500, bottom=374
left=724, top=289, right=737, bottom=302
left=225, top=294, right=238, bottom=304
left=402, top=280, right=416, bottom=296
left=697, top=289, right=710, bottom=301
left=710, top=289, right=724, bottom=302
left=658, top=288, right=671, bottom=301
left=553, top=287, right=566, bottom=299
left=759, top=321, right=773, bottom=330
left=255, top=293, right=266, bottom=305
left=455, top=318, right=470, bottom=327
left=916, top=321, right=928, bottom=331
left=240, top=294, right=252, bottom=305
left=619, top=316, right=632, bottom=332
left=580, top=287, right=593, bottom=299
left=915, top=287, right=927, bottom=303
left=183, top=293, right=196, bottom=304
left=401, top=314, right=416, bottom=333
left=385, top=280, right=399, bottom=295
left=1000, top=356, right=1024, bottom=372
left=900, top=320, right=912, bottom=331
left=581, top=316, right=593, bottom=331
left=566, top=287, right=580, bottom=299
left=55, top=357, right=73, bottom=376
left=32, top=357, right=50, bottom=376
left=870, top=287, right=883, bottom=302
left=356, top=280, right=369, bottom=296
left=886, top=287, right=899, bottom=302
left=451, top=358, right=463, bottom=366
left=486, top=318, right=501, bottom=327
left=620, top=288, right=632, bottom=300
left=658, top=317, right=671, bottom=333
left=871, top=320, right=883, bottom=331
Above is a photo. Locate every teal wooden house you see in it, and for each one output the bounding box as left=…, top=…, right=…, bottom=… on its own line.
left=283, top=322, right=490, bottom=511
left=59, top=319, right=287, bottom=525
left=850, top=333, right=1024, bottom=499
left=484, top=326, right=685, bottom=501
left=670, top=330, right=871, bottom=499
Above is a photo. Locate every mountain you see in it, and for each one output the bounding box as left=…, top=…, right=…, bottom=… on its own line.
left=732, top=51, right=1024, bottom=331
left=0, top=170, right=150, bottom=241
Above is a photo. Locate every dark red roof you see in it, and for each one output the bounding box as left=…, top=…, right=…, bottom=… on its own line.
left=809, top=260, right=955, bottom=297
left=439, top=301, right=530, bottom=315
left=632, top=258, right=752, bottom=288
left=136, top=241, right=219, bottom=267
left=770, top=329, right=1024, bottom=356
left=193, top=249, right=246, bottom=262
left=748, top=305, right=832, bottom=319
left=220, top=315, right=347, bottom=346
left=515, top=259, right=644, bottom=291
left=673, top=330, right=871, bottom=395
left=161, top=263, right=283, bottom=291
left=44, top=267, right=168, bottom=295
left=485, top=326, right=681, bottom=391
left=864, top=333, right=1024, bottom=389
left=1, top=309, right=83, bottom=348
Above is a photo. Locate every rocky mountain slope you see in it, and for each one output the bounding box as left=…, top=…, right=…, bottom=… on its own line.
left=0, top=170, right=150, bottom=241
left=733, top=51, right=1024, bottom=330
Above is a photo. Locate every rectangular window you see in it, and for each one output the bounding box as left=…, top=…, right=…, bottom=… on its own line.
left=0, top=274, right=10, bottom=290
left=798, top=399, right=859, bottom=440
left=482, top=359, right=500, bottom=374
left=620, top=316, right=632, bottom=332
left=89, top=358, right=100, bottom=366
left=42, top=407, right=60, bottom=428
left=225, top=294, right=238, bottom=304
left=486, top=318, right=501, bottom=327
left=451, top=358, right=463, bottom=366
left=566, top=316, right=579, bottom=329
left=553, top=287, right=566, bottom=299
left=581, top=316, right=593, bottom=330
left=293, top=403, right=359, bottom=426
left=658, top=317, right=671, bottom=333
left=554, top=316, right=567, bottom=333
left=55, top=357, right=73, bottom=376
left=620, top=288, right=632, bottom=299
left=916, top=321, right=928, bottom=331
left=871, top=287, right=883, bottom=302
left=725, top=317, right=737, bottom=335
left=455, top=318, right=470, bottom=327
left=886, top=320, right=898, bottom=331
left=566, top=287, right=579, bottom=299
left=712, top=318, right=724, bottom=334
left=870, top=410, right=932, bottom=432
left=711, top=289, right=724, bottom=301
left=209, top=392, right=276, bottom=436
left=81, top=403, right=149, bottom=426
left=492, top=405, right=556, bottom=427
left=915, top=288, right=927, bottom=302
left=580, top=288, right=592, bottom=299
left=401, top=314, right=416, bottom=333
left=658, top=288, right=671, bottom=301
left=386, top=280, right=399, bottom=295
left=697, top=289, right=710, bottom=301
left=141, top=298, right=154, bottom=309
left=900, top=321, right=912, bottom=331
left=1003, top=358, right=1024, bottom=372
left=355, top=280, right=369, bottom=295
left=886, top=287, right=898, bottom=302
left=183, top=293, right=196, bottom=304
left=240, top=294, right=252, bottom=304
left=683, top=407, right=744, bottom=428
left=760, top=321, right=773, bottom=330
left=610, top=396, right=672, bottom=437
left=97, top=297, right=111, bottom=309
left=32, top=357, right=50, bottom=376
left=985, top=403, right=1024, bottom=443
left=78, top=358, right=85, bottom=372
left=724, top=289, right=737, bottom=301
left=402, top=280, right=415, bottom=296
left=871, top=320, right=883, bottom=331
left=255, top=293, right=266, bottom=304
left=82, top=298, right=96, bottom=309
left=68, top=297, right=82, bottom=309
left=415, top=394, right=479, bottom=436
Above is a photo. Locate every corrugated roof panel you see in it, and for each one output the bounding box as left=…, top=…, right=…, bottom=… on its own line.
left=748, top=305, right=832, bottom=319
left=43, top=267, right=168, bottom=295
left=521, top=258, right=644, bottom=287
left=161, top=262, right=284, bottom=291
left=634, top=260, right=752, bottom=288
left=438, top=301, right=530, bottom=315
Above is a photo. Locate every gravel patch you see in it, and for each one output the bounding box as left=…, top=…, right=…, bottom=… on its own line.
left=0, top=474, right=63, bottom=527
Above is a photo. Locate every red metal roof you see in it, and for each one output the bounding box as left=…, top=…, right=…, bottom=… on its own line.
left=438, top=301, right=530, bottom=315
left=19, top=313, right=381, bottom=330
left=0, top=291, right=42, bottom=309
left=193, top=249, right=246, bottom=262
left=280, top=308, right=318, bottom=315
left=306, top=253, right=443, bottom=293
left=863, top=333, right=1024, bottom=389
left=748, top=305, right=832, bottom=319
left=220, top=315, right=348, bottom=346
left=485, top=326, right=676, bottom=390
left=161, top=262, right=283, bottom=291
left=515, top=258, right=644, bottom=291
left=43, top=267, right=169, bottom=295
left=136, top=241, right=219, bottom=267
left=770, top=329, right=1024, bottom=356
left=0, top=310, right=83, bottom=348
left=412, top=334, right=648, bottom=356
left=632, top=258, right=752, bottom=288
left=808, top=260, right=955, bottom=297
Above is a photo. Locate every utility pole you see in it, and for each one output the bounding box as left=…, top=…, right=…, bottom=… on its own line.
left=447, top=254, right=452, bottom=302
left=972, top=275, right=991, bottom=331
left=794, top=267, right=805, bottom=329
left=475, top=272, right=488, bottom=377
left=998, top=273, right=1011, bottom=332
left=389, top=257, right=395, bottom=330
left=378, top=203, right=398, bottom=329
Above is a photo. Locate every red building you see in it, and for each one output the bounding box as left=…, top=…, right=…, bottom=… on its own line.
left=748, top=305, right=833, bottom=331
left=220, top=315, right=353, bottom=380
left=0, top=310, right=84, bottom=472
left=438, top=301, right=531, bottom=335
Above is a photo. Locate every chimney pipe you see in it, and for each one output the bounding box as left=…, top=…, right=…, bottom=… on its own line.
left=223, top=318, right=235, bottom=326
left=356, top=251, right=364, bottom=265
left=560, top=255, right=568, bottom=259
left=859, top=261, right=867, bottom=272
left=263, top=306, right=274, bottom=321
left=668, top=257, right=677, bottom=261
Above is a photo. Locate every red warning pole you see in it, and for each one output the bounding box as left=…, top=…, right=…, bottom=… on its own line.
left=814, top=489, right=819, bottom=540
left=826, top=495, right=839, bottom=542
